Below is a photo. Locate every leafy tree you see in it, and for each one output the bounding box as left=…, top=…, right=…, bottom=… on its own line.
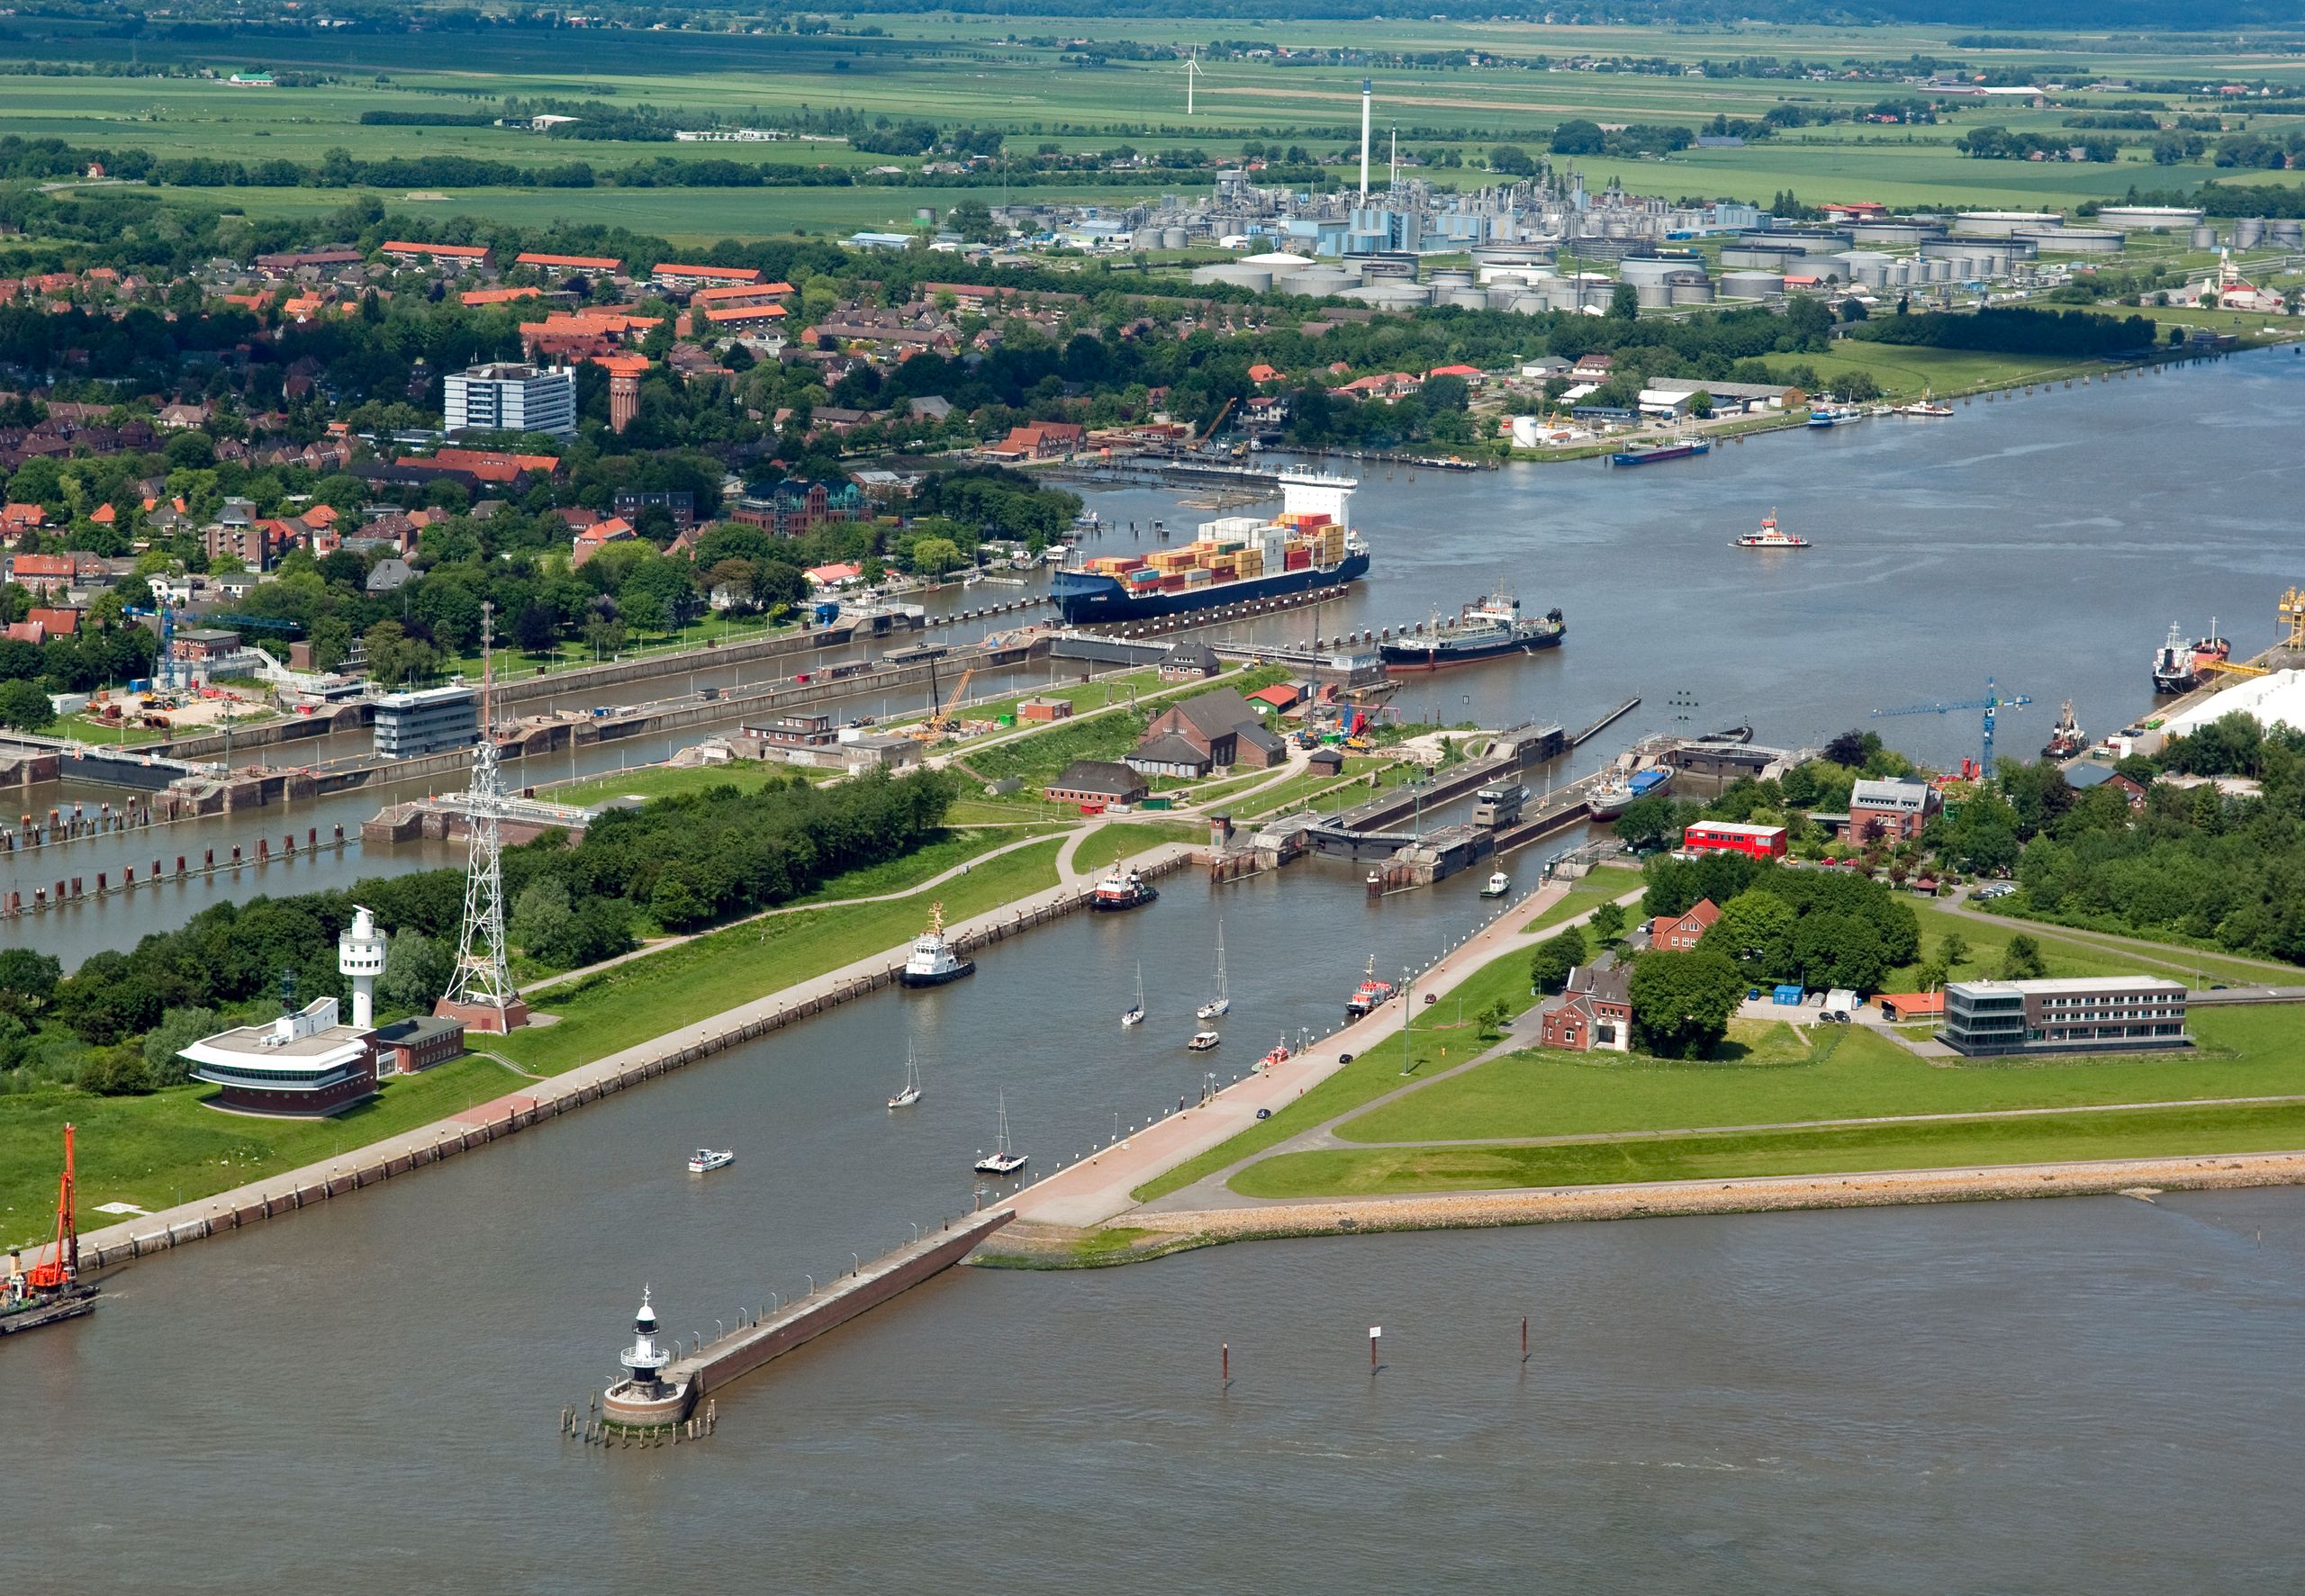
left=1547, top=122, right=1603, bottom=156
left=143, top=1005, right=220, bottom=1087
left=1706, top=889, right=1796, bottom=982
left=1613, top=792, right=1684, bottom=851
left=1489, top=142, right=1539, bottom=174
left=513, top=600, right=560, bottom=656
left=1628, top=950, right=1745, bottom=1059
left=1939, top=929, right=1971, bottom=970
left=1609, top=284, right=1641, bottom=321
left=511, top=877, right=573, bottom=958
left=77, top=1046, right=151, bottom=1096
left=2000, top=933, right=2047, bottom=980
left=0, top=948, right=61, bottom=1014
left=0, top=679, right=55, bottom=732
left=363, top=620, right=438, bottom=690
left=1823, top=729, right=1880, bottom=769
left=1591, top=900, right=1627, bottom=946
left=1528, top=924, right=1588, bottom=994
left=378, top=930, right=452, bottom=1014
left=909, top=536, right=963, bottom=579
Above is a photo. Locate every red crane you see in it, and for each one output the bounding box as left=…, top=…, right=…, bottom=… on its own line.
left=24, top=1123, right=79, bottom=1291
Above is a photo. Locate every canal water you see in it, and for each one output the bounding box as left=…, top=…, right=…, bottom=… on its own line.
left=3, top=350, right=2301, bottom=1589
left=11, top=348, right=2300, bottom=965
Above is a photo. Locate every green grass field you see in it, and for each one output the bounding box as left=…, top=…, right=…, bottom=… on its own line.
left=1227, top=1099, right=2305, bottom=1198
left=1070, top=819, right=1204, bottom=876
left=493, top=836, right=1063, bottom=1074
left=0, top=1054, right=521, bottom=1248
left=1523, top=869, right=1640, bottom=934
left=1336, top=1006, right=2305, bottom=1145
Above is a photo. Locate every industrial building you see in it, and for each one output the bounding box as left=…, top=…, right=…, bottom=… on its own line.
left=444, top=362, right=578, bottom=438
left=372, top=685, right=480, bottom=758
left=1939, top=977, right=2190, bottom=1058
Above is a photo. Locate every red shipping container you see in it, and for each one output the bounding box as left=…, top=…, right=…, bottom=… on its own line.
left=1162, top=573, right=1188, bottom=591
left=1285, top=548, right=1312, bottom=571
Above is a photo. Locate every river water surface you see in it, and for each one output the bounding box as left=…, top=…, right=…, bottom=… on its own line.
left=5, top=351, right=2302, bottom=1591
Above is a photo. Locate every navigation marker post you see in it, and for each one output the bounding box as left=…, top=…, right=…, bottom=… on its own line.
left=1369, top=1325, right=1381, bottom=1374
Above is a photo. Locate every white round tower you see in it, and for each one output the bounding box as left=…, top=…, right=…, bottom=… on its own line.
left=601, top=1284, right=692, bottom=1427
left=339, top=905, right=386, bottom=1031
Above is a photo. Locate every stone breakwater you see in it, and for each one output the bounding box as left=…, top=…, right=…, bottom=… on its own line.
left=1127, top=1151, right=2305, bottom=1246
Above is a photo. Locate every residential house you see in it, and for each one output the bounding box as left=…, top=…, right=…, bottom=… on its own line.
left=1650, top=897, right=1721, bottom=951
left=803, top=562, right=863, bottom=591
left=1538, top=963, right=1633, bottom=1052
left=1157, top=643, right=1220, bottom=681
left=570, top=518, right=637, bottom=568
left=515, top=252, right=623, bottom=277
left=380, top=240, right=493, bottom=273
left=1126, top=733, right=1214, bottom=780
left=4, top=552, right=76, bottom=596
left=649, top=263, right=763, bottom=293
left=1570, top=352, right=1615, bottom=383
left=984, top=421, right=1085, bottom=461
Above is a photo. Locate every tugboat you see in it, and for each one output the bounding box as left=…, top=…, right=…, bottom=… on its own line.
left=1345, top=957, right=1397, bottom=1019
left=2151, top=622, right=2199, bottom=696
left=899, top=902, right=975, bottom=987
left=1733, top=510, right=1811, bottom=549
left=1, top=1124, right=96, bottom=1338
left=972, top=1088, right=1027, bottom=1176
left=1379, top=593, right=1564, bottom=672
left=2041, top=700, right=2088, bottom=761
left=1089, top=865, right=1159, bottom=913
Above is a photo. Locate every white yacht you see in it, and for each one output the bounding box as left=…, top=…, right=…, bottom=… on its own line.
left=973, top=1088, right=1027, bottom=1176
left=1188, top=1029, right=1221, bottom=1052
left=687, top=1149, right=734, bottom=1174
left=1197, top=923, right=1231, bottom=1020
left=1481, top=870, right=1511, bottom=898
left=899, top=902, right=975, bottom=987
left=1121, top=962, right=1146, bottom=1028
left=888, top=1047, right=924, bottom=1110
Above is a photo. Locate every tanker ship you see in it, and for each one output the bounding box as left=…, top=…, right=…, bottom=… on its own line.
left=1049, top=472, right=1369, bottom=626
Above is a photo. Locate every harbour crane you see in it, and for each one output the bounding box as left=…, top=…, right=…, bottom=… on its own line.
left=1872, top=677, right=2032, bottom=782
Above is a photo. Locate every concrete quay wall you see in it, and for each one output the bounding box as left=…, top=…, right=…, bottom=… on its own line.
left=668, top=1210, right=1016, bottom=1406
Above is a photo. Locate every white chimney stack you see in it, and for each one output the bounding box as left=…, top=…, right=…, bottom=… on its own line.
left=1360, top=78, right=1373, bottom=202
left=339, top=904, right=386, bottom=1031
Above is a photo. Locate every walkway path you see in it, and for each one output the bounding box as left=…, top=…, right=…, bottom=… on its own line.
left=1005, top=873, right=1651, bottom=1229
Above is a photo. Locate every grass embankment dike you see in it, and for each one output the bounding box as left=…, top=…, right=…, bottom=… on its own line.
left=1128, top=938, right=1544, bottom=1204
left=1523, top=870, right=1641, bottom=935
left=0, top=824, right=1129, bottom=1231
left=1071, top=820, right=1205, bottom=876
left=492, top=834, right=1067, bottom=1076
left=1226, top=1006, right=2305, bottom=1199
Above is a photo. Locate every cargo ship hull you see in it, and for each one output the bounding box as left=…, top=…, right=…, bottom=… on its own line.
left=1381, top=627, right=1563, bottom=672
left=1052, top=549, right=1369, bottom=626
left=1608, top=439, right=1712, bottom=467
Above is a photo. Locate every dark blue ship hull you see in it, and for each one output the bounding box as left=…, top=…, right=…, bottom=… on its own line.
left=1050, top=549, right=1370, bottom=625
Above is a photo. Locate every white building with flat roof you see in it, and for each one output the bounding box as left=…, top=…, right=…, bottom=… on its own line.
left=444, top=362, right=577, bottom=437
left=1940, top=976, right=2189, bottom=1058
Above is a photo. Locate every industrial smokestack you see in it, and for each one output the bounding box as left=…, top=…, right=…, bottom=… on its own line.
left=1359, top=78, right=1372, bottom=202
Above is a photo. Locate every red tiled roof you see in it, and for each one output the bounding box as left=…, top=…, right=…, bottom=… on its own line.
left=516, top=252, right=623, bottom=272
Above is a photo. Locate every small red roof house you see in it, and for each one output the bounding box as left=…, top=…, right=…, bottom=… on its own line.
left=89, top=502, right=117, bottom=526
left=1570, top=352, right=1615, bottom=381
left=803, top=562, right=863, bottom=590
left=1333, top=371, right=1420, bottom=399
left=1245, top=681, right=1303, bottom=713
left=5, top=553, right=75, bottom=591
left=554, top=507, right=602, bottom=532
left=569, top=517, right=637, bottom=568
left=985, top=421, right=1086, bottom=461
left=411, top=448, right=564, bottom=485
left=1876, top=991, right=1946, bottom=1023
left=1783, top=274, right=1822, bottom=289
left=1649, top=897, right=1721, bottom=952
left=26, top=606, right=82, bottom=637
left=1425, top=363, right=1484, bottom=383
left=3, top=503, right=48, bottom=531
left=1247, top=363, right=1284, bottom=383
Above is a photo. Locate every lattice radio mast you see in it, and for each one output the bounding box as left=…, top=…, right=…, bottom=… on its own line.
left=439, top=601, right=520, bottom=1031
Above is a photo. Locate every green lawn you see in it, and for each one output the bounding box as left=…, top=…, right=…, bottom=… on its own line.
left=1128, top=936, right=1545, bottom=1203
left=1228, top=1099, right=2305, bottom=1199
left=1071, top=820, right=1205, bottom=876
left=543, top=759, right=798, bottom=808
left=1896, top=902, right=2284, bottom=991
left=1523, top=869, right=1641, bottom=934
left=1337, top=1007, right=2305, bottom=1146
left=1230, top=757, right=1398, bottom=820
left=0, top=1055, right=521, bottom=1249
left=493, top=837, right=1064, bottom=1075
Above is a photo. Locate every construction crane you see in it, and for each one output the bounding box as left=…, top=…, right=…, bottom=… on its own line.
left=1198, top=394, right=1238, bottom=446
left=2282, top=586, right=2305, bottom=651
left=2200, top=657, right=2270, bottom=679
left=936, top=665, right=978, bottom=732
left=1872, top=677, right=2032, bottom=782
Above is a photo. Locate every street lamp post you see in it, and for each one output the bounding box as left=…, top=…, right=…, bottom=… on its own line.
left=1399, top=967, right=1415, bottom=1075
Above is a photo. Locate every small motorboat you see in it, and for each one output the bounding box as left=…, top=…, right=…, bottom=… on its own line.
left=1481, top=870, right=1511, bottom=898
left=1258, top=1039, right=1292, bottom=1069
left=687, top=1149, right=735, bottom=1174
left=1898, top=388, right=1954, bottom=418
left=1188, top=1030, right=1222, bottom=1052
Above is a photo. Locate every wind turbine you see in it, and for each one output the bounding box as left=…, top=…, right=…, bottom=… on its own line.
left=1186, top=50, right=1204, bottom=116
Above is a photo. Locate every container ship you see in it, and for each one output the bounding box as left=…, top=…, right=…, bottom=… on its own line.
left=1380, top=594, right=1564, bottom=671
left=1049, top=472, right=1368, bottom=626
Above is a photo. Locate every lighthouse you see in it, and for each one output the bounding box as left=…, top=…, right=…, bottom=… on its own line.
left=601, top=1285, right=694, bottom=1426
left=339, top=904, right=386, bottom=1030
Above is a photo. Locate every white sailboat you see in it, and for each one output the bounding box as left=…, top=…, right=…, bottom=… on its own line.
left=1121, top=962, right=1146, bottom=1028
left=972, top=1088, right=1027, bottom=1176
left=887, top=1045, right=923, bottom=1110
left=1197, top=923, right=1231, bottom=1020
